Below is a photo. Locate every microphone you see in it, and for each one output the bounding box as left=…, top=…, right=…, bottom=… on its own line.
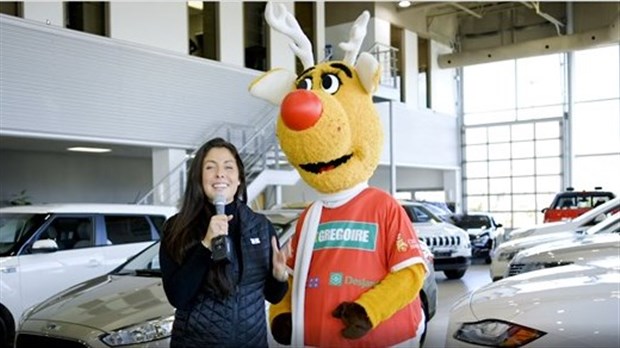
left=214, top=193, right=226, bottom=215
left=211, top=193, right=231, bottom=262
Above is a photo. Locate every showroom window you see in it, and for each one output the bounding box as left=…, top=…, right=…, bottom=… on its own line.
left=572, top=45, right=620, bottom=194
left=462, top=45, right=620, bottom=229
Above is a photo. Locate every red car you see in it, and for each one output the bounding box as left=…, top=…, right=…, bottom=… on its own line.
left=542, top=187, right=616, bottom=223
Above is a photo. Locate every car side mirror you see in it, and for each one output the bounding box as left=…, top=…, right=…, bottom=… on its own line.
left=541, top=208, right=548, bottom=213
left=31, top=239, right=59, bottom=253
left=496, top=223, right=503, bottom=228
left=593, top=214, right=606, bottom=224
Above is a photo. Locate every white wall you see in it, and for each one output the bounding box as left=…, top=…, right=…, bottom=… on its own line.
left=0, top=150, right=152, bottom=206
left=376, top=103, right=459, bottom=169
left=109, top=2, right=187, bottom=54
left=22, top=1, right=63, bottom=27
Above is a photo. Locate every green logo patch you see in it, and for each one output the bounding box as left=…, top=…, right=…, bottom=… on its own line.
left=329, top=272, right=343, bottom=286
left=314, top=221, right=377, bottom=251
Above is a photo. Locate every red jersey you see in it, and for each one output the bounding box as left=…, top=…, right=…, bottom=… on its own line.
left=288, top=188, right=425, bottom=347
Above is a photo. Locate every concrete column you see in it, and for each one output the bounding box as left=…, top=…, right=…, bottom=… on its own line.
left=152, top=148, right=187, bottom=207
left=219, top=2, right=244, bottom=67
left=402, top=29, right=419, bottom=108
left=443, top=169, right=462, bottom=213
left=430, top=41, right=457, bottom=116
left=22, top=1, right=63, bottom=27
left=268, top=2, right=296, bottom=71
left=314, top=1, right=326, bottom=62
left=108, top=2, right=187, bottom=54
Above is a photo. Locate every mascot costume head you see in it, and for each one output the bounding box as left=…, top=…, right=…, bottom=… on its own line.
left=249, top=3, right=382, bottom=194
left=250, top=3, right=427, bottom=347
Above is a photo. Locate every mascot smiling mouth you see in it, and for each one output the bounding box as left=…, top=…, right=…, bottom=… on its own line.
left=299, top=153, right=353, bottom=174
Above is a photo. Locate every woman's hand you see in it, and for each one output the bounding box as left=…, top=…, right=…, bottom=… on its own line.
left=202, top=214, right=233, bottom=250
left=271, top=236, right=291, bottom=282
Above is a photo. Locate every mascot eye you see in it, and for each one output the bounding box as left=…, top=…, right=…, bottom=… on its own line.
left=297, top=78, right=312, bottom=90
left=321, top=74, right=340, bottom=94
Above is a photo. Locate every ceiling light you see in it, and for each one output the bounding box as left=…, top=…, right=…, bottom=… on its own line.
left=398, top=1, right=412, bottom=8
left=67, top=147, right=111, bottom=153
left=188, top=1, right=203, bottom=11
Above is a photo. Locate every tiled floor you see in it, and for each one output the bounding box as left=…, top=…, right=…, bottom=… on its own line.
left=424, top=260, right=493, bottom=348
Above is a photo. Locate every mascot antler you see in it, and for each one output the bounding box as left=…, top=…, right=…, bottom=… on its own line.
left=340, top=11, right=370, bottom=66
left=265, top=2, right=315, bottom=69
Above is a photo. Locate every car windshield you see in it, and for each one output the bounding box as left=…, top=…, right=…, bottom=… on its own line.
left=452, top=215, right=491, bottom=229
left=552, top=192, right=614, bottom=209
left=111, top=213, right=298, bottom=276
left=0, top=213, right=47, bottom=256
left=401, top=204, right=442, bottom=224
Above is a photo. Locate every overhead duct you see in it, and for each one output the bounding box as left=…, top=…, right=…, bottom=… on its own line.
left=438, top=16, right=619, bottom=68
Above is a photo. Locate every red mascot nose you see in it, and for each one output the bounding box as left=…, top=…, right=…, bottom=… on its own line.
left=280, top=90, right=323, bottom=131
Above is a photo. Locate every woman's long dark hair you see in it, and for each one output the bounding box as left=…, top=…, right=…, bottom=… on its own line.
left=162, top=136, right=247, bottom=264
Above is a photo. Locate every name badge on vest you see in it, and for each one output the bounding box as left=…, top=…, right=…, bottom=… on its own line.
left=250, top=237, right=261, bottom=245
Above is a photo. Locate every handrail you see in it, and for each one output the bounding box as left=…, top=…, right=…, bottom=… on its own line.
left=368, top=42, right=399, bottom=89
left=135, top=105, right=278, bottom=206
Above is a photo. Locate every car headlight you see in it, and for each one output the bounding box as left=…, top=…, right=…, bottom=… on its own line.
left=454, top=319, right=546, bottom=347
left=497, top=250, right=520, bottom=262
left=100, top=315, right=174, bottom=346
left=472, top=234, right=490, bottom=245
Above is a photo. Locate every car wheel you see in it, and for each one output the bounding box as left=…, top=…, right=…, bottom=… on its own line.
left=444, top=269, right=466, bottom=279
left=419, top=291, right=428, bottom=347
left=0, top=310, right=15, bottom=348
left=484, top=255, right=492, bottom=264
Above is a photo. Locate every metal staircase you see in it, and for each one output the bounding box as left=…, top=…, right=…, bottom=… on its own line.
left=136, top=107, right=299, bottom=208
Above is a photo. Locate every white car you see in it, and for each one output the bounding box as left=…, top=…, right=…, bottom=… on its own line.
left=0, top=203, right=177, bottom=347
left=490, top=210, right=620, bottom=281
left=507, top=196, right=620, bottom=240
left=401, top=201, right=471, bottom=279
left=15, top=210, right=439, bottom=347
left=447, top=258, right=620, bottom=348
left=506, top=213, right=620, bottom=277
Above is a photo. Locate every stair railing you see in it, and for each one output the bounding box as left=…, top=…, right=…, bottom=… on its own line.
left=136, top=105, right=279, bottom=206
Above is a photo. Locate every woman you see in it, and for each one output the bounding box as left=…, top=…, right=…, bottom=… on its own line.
left=160, top=137, right=290, bottom=347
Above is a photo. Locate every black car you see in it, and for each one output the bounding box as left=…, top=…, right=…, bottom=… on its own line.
left=450, top=212, right=504, bottom=264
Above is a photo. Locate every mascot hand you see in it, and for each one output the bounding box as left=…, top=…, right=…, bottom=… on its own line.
left=271, top=313, right=292, bottom=345
left=331, top=302, right=372, bottom=339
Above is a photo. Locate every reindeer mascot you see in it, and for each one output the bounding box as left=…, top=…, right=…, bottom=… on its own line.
left=249, top=3, right=427, bottom=347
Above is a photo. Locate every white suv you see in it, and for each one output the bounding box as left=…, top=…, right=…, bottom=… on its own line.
left=400, top=201, right=471, bottom=279
left=0, top=203, right=176, bottom=347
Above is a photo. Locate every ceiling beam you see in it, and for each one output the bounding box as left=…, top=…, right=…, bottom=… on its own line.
left=438, top=17, right=620, bottom=68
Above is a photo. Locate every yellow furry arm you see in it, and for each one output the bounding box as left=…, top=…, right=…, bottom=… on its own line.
left=355, top=263, right=426, bottom=327
left=269, top=277, right=293, bottom=324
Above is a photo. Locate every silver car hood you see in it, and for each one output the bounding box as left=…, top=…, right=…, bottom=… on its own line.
left=29, top=275, right=173, bottom=332
left=496, top=230, right=576, bottom=252
left=469, top=260, right=620, bottom=322
left=516, top=233, right=620, bottom=260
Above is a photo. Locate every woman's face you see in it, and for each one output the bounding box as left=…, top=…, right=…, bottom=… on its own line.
left=201, top=147, right=241, bottom=204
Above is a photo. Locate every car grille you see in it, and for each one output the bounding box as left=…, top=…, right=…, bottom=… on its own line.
left=420, top=236, right=462, bottom=248
left=508, top=263, right=526, bottom=276
left=16, top=334, right=88, bottom=348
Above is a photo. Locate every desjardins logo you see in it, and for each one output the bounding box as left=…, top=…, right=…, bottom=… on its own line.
left=329, top=272, right=377, bottom=289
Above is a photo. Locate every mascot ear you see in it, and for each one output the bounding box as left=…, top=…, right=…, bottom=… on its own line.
left=355, top=52, right=381, bottom=94
left=249, top=68, right=297, bottom=105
